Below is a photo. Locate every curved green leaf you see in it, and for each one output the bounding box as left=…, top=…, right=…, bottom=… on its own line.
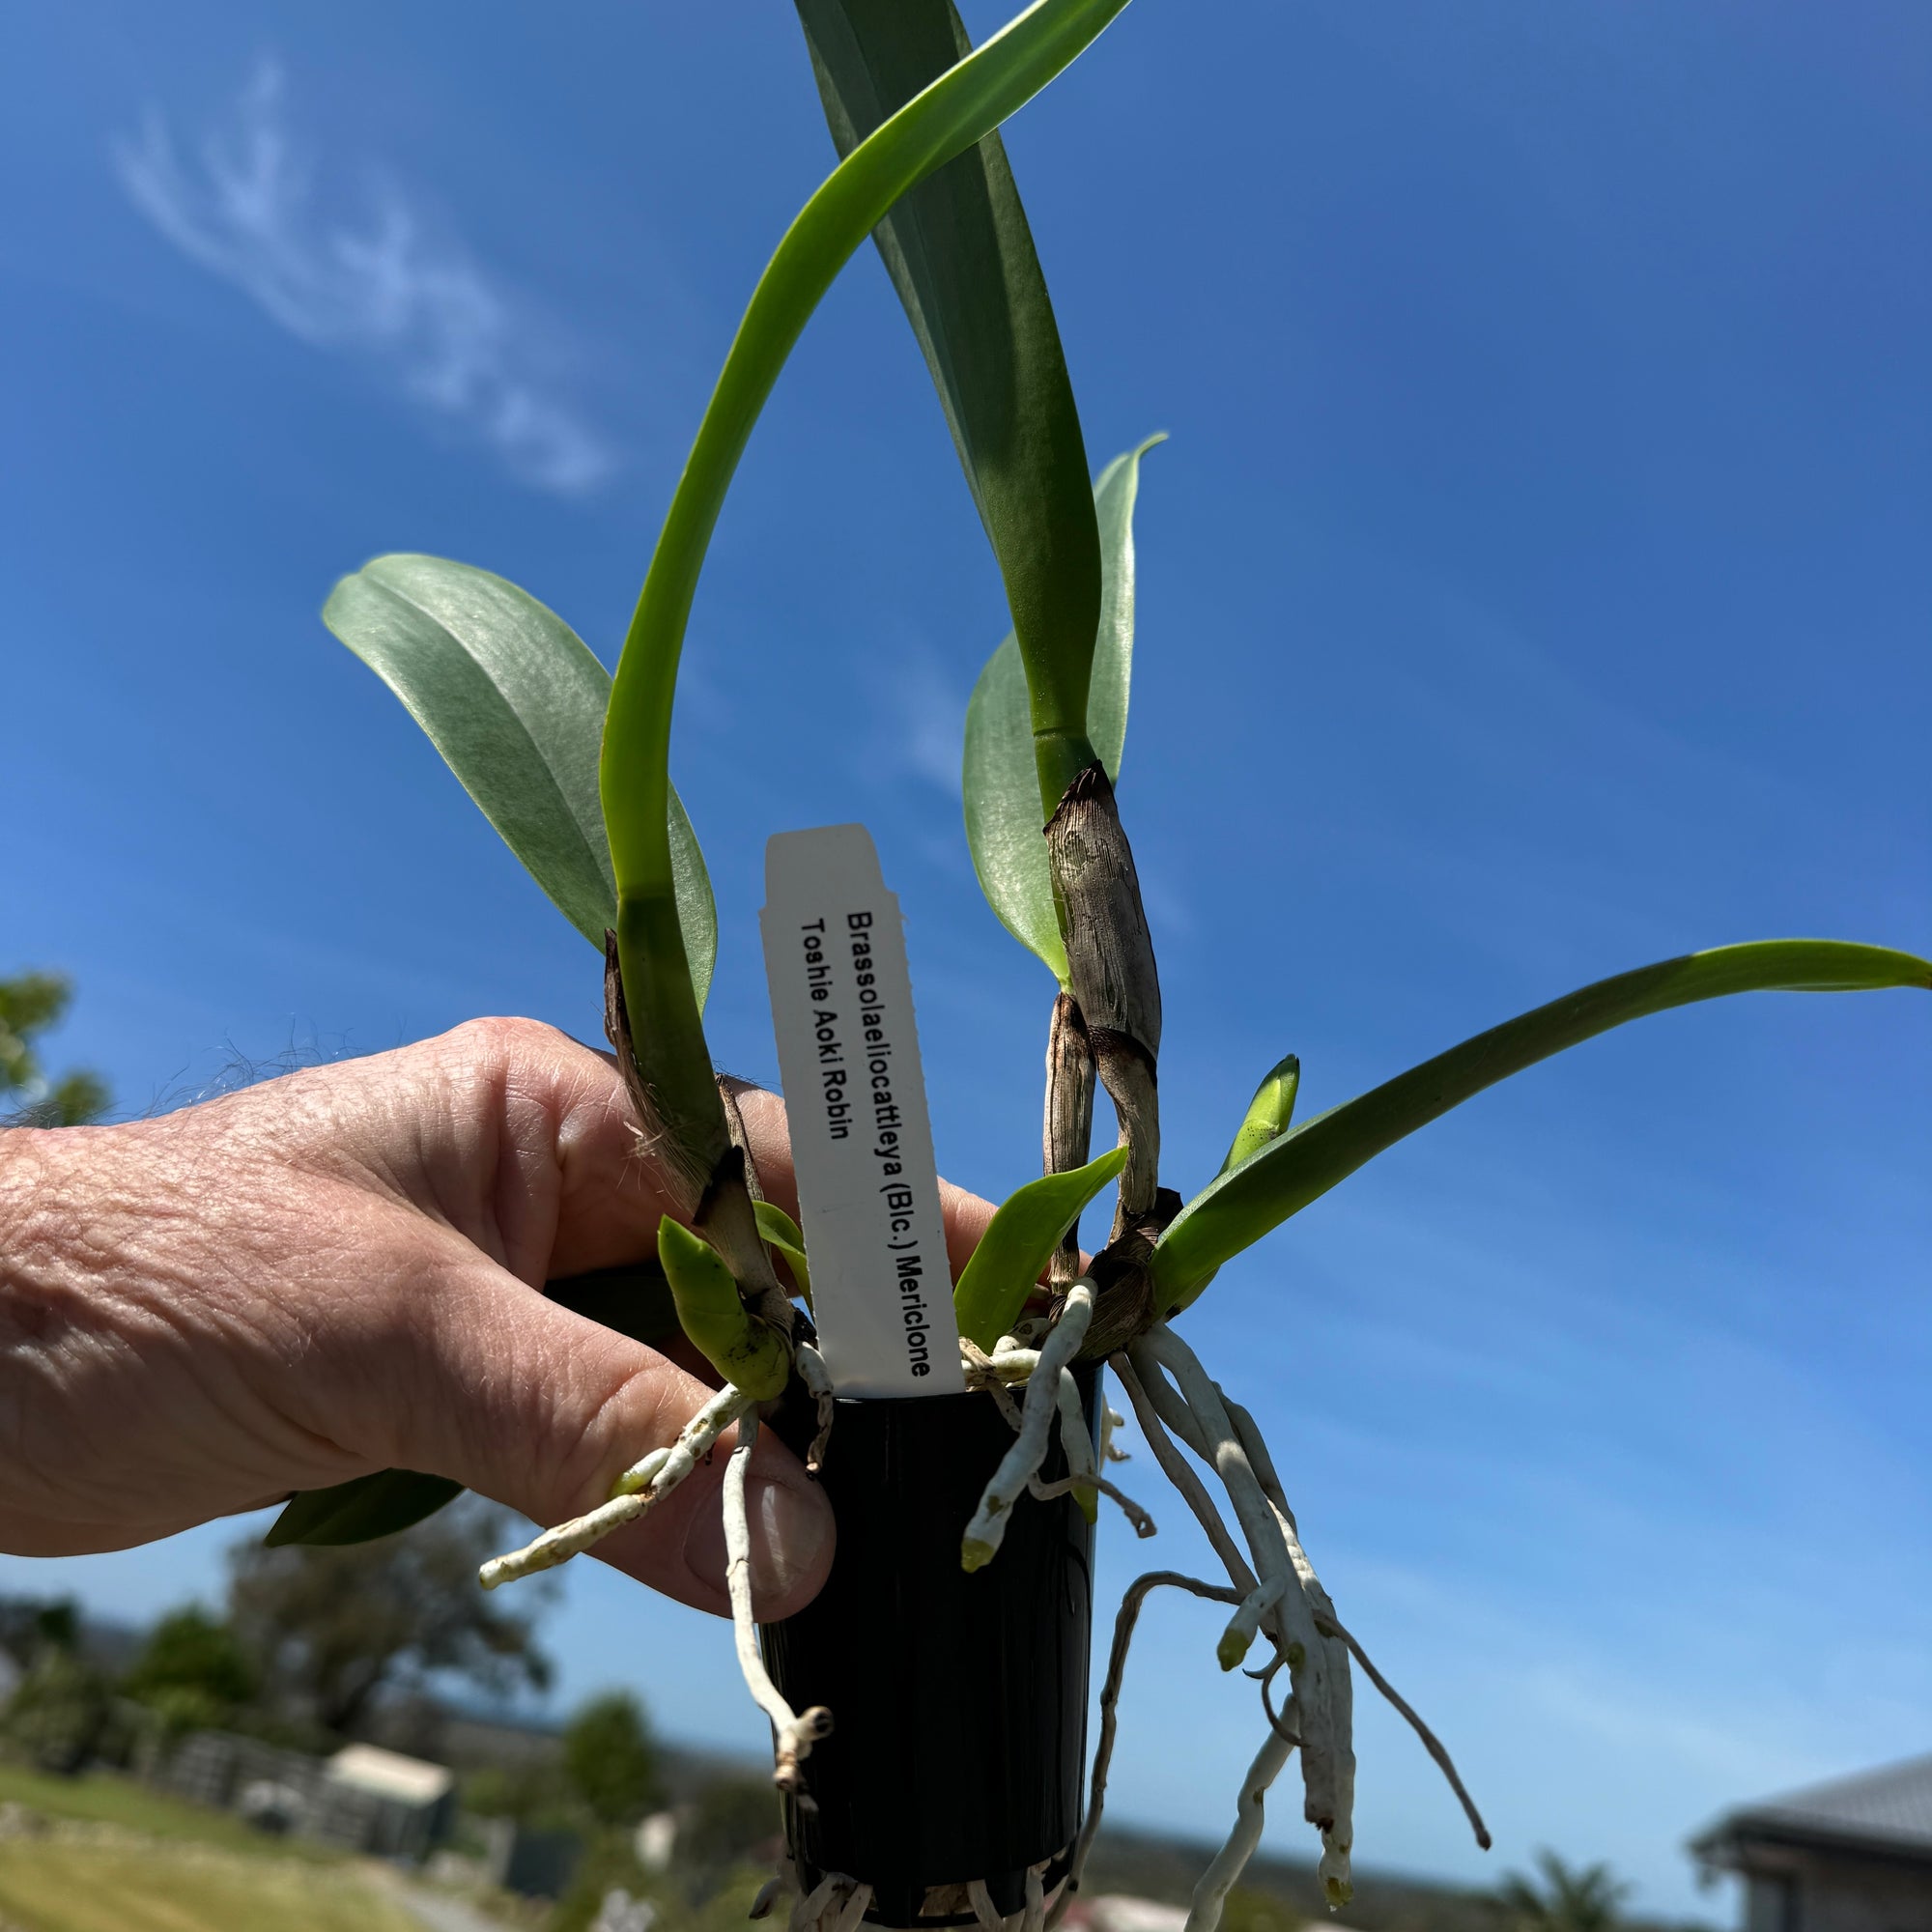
left=954, top=1145, right=1126, bottom=1349
left=266, top=1469, right=462, bottom=1548
left=964, top=637, right=1066, bottom=979
left=325, top=554, right=717, bottom=1007
left=602, top=0, right=1132, bottom=1132
left=963, top=436, right=1162, bottom=980
left=1155, top=941, right=1932, bottom=1314
left=754, top=1200, right=813, bottom=1308
left=1088, top=434, right=1165, bottom=779
left=797, top=0, right=1104, bottom=813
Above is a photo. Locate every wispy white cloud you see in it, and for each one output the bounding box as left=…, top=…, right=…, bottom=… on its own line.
left=112, top=61, right=616, bottom=496
left=888, top=644, right=969, bottom=797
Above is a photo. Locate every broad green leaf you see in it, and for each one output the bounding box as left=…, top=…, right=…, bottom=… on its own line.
left=754, top=1200, right=813, bottom=1308
left=1155, top=940, right=1932, bottom=1314
left=964, top=637, right=1066, bottom=979
left=266, top=1469, right=462, bottom=1548
left=1088, top=434, right=1165, bottom=779
left=963, top=437, right=1161, bottom=979
left=797, top=0, right=1103, bottom=813
left=602, top=0, right=1131, bottom=1138
left=325, top=554, right=716, bottom=1008
left=954, top=1145, right=1127, bottom=1350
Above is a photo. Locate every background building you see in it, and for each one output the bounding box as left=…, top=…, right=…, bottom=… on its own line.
left=1693, top=1755, right=1932, bottom=1932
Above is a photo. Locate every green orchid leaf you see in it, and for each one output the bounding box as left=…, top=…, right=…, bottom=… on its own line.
left=602, top=0, right=1131, bottom=1146
left=954, top=1145, right=1127, bottom=1350
left=1088, top=434, right=1165, bottom=780
left=1172, top=1052, right=1304, bottom=1306
left=658, top=1217, right=791, bottom=1400
left=963, top=437, right=1163, bottom=980
left=325, top=554, right=716, bottom=1007
left=796, top=0, right=1106, bottom=812
left=753, top=1200, right=813, bottom=1308
left=266, top=1469, right=463, bottom=1548
left=1155, top=940, right=1932, bottom=1314
left=1219, top=1053, right=1301, bottom=1177
left=964, top=636, right=1066, bottom=979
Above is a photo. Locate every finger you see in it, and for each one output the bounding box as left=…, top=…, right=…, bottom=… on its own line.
left=298, top=1239, right=834, bottom=1620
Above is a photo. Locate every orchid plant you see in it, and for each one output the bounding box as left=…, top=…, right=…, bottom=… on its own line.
left=277, top=3, right=1930, bottom=1928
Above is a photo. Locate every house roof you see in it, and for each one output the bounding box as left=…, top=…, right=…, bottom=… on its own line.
left=326, top=1742, right=455, bottom=1807
left=1692, top=1754, right=1932, bottom=1866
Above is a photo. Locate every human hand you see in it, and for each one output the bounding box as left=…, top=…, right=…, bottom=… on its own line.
left=0, top=1017, right=996, bottom=1619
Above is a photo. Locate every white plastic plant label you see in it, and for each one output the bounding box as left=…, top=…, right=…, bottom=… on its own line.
left=759, top=824, right=964, bottom=1399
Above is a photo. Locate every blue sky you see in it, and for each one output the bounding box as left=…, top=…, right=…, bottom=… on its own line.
left=3, top=0, right=1928, bottom=1916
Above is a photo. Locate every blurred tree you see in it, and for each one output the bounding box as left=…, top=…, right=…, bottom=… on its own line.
left=121, top=1604, right=259, bottom=1736
left=1495, top=1851, right=1633, bottom=1932
left=465, top=1757, right=577, bottom=1830
left=0, top=1595, right=80, bottom=1667
left=0, top=970, right=109, bottom=1126
left=563, top=1690, right=663, bottom=1828
left=680, top=1773, right=781, bottom=1873
left=227, top=1497, right=554, bottom=1739
left=0, top=1602, right=112, bottom=1775
left=550, top=1835, right=657, bottom=1932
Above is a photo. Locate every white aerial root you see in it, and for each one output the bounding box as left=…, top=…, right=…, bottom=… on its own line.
left=765, top=1867, right=875, bottom=1932
left=1186, top=1723, right=1297, bottom=1932
left=1135, top=1324, right=1355, bottom=1901
left=795, top=1341, right=836, bottom=1472
left=1101, top=1403, right=1129, bottom=1464
left=480, top=1382, right=753, bottom=1588
left=959, top=1338, right=1027, bottom=1429
left=1039, top=1368, right=1155, bottom=1535
left=1027, top=1471, right=1157, bottom=1538
left=1217, top=1576, right=1285, bottom=1671
left=829, top=1879, right=875, bottom=1932
left=1106, top=1320, right=1486, bottom=1912
left=960, top=1283, right=1094, bottom=1571
left=789, top=1872, right=843, bottom=1932
left=1023, top=1862, right=1048, bottom=1932
left=478, top=1491, right=649, bottom=1590
left=1317, top=1612, right=1491, bottom=1851
left=726, top=1410, right=833, bottom=1799
left=1112, top=1355, right=1258, bottom=1597
left=1049, top=1570, right=1240, bottom=1929
left=963, top=1341, right=1155, bottom=1537
left=1054, top=1369, right=1096, bottom=1494
left=967, top=1881, right=1006, bottom=1932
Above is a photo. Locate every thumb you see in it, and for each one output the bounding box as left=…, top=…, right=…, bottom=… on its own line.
left=334, top=1248, right=835, bottom=1621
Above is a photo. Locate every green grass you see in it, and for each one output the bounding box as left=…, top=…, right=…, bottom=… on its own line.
left=0, top=1761, right=332, bottom=1861
left=0, top=1839, right=423, bottom=1932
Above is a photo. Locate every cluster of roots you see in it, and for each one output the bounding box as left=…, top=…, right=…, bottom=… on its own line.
left=482, top=1275, right=1487, bottom=1932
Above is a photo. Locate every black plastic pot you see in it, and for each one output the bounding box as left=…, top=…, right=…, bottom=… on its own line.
left=763, top=1364, right=1099, bottom=1927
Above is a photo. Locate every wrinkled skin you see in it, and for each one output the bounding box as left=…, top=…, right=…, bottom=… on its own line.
left=0, top=1017, right=995, bottom=1620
